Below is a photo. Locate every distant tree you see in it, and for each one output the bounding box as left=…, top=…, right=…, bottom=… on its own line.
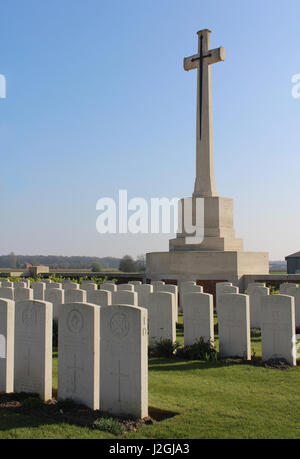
left=91, top=262, right=102, bottom=272
left=119, top=255, right=137, bottom=273
left=9, top=252, right=17, bottom=268
left=136, top=254, right=146, bottom=272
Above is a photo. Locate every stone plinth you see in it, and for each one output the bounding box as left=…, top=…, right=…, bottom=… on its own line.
left=169, top=196, right=243, bottom=252
left=146, top=250, right=269, bottom=290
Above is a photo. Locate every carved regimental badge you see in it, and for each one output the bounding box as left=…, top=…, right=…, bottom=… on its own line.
left=110, top=312, right=130, bottom=339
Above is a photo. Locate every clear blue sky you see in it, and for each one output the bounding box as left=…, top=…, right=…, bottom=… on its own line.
left=0, top=0, right=299, bottom=260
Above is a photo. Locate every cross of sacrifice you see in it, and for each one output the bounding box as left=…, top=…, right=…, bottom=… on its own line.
left=184, top=29, right=225, bottom=198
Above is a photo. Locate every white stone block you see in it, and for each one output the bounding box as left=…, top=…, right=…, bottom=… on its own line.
left=45, top=288, right=65, bottom=321
left=249, top=286, right=270, bottom=328
left=218, top=293, right=251, bottom=359
left=112, top=291, right=137, bottom=306
left=129, top=281, right=142, bottom=287
left=1, top=281, right=13, bottom=288
left=149, top=292, right=176, bottom=346
left=46, top=282, right=62, bottom=290
left=216, top=284, right=238, bottom=312
left=181, top=285, right=203, bottom=313
left=100, top=283, right=117, bottom=292
left=151, top=281, right=165, bottom=291
left=64, top=289, right=87, bottom=304
left=14, top=288, right=33, bottom=302
left=58, top=302, right=100, bottom=410
left=14, top=300, right=52, bottom=400
left=0, top=287, right=14, bottom=300
left=16, top=282, right=27, bottom=288
left=100, top=305, right=148, bottom=418
left=280, top=283, right=297, bottom=295
left=155, top=285, right=178, bottom=322
left=87, top=289, right=111, bottom=307
left=117, top=284, right=134, bottom=292
left=184, top=293, right=214, bottom=346
left=135, top=284, right=153, bottom=309
left=0, top=299, right=15, bottom=393
left=261, top=294, right=296, bottom=366
left=81, top=283, right=97, bottom=292
left=63, top=282, right=80, bottom=291
left=32, top=282, right=46, bottom=300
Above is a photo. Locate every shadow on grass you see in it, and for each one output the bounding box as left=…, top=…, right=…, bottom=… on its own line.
left=149, top=358, right=230, bottom=372
left=0, top=409, right=60, bottom=432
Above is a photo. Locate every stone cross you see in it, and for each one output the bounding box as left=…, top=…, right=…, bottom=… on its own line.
left=110, top=360, right=129, bottom=403
left=184, top=29, right=225, bottom=198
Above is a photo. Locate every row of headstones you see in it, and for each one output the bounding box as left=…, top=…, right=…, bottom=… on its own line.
left=0, top=298, right=148, bottom=418
left=183, top=290, right=297, bottom=365
left=152, top=280, right=298, bottom=366
left=0, top=281, right=177, bottom=330
left=215, top=281, right=300, bottom=327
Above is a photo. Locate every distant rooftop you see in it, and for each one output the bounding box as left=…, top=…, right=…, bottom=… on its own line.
left=286, top=252, right=300, bottom=258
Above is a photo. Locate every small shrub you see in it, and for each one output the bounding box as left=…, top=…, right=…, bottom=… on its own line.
left=150, top=338, right=180, bottom=358
left=22, top=397, right=43, bottom=410
left=56, top=398, right=77, bottom=410
left=251, top=328, right=261, bottom=338
left=93, top=417, right=124, bottom=435
left=177, top=337, right=218, bottom=362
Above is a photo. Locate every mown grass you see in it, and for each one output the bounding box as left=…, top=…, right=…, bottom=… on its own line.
left=1, top=315, right=300, bottom=439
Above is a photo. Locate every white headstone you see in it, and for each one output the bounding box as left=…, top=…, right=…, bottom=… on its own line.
left=100, top=283, right=117, bottom=292
left=1, top=280, right=13, bottom=288
left=58, top=302, right=100, bottom=410
left=179, top=281, right=202, bottom=312
left=293, top=289, right=300, bottom=325
left=0, top=299, right=15, bottom=393
left=128, top=281, right=142, bottom=287
left=181, top=285, right=203, bottom=313
left=117, top=284, right=134, bottom=292
left=151, top=281, right=165, bottom=291
left=149, top=292, right=176, bottom=346
left=249, top=286, right=270, bottom=328
left=14, top=287, right=34, bottom=302
left=280, top=283, right=297, bottom=295
left=156, top=285, right=178, bottom=322
left=216, top=284, right=238, bottom=312
left=87, top=289, right=111, bottom=307
left=0, top=287, right=14, bottom=300
left=81, top=283, right=97, bottom=292
left=46, top=282, right=62, bottom=290
left=16, top=282, right=27, bottom=288
left=218, top=293, right=251, bottom=359
left=100, top=304, right=148, bottom=418
left=14, top=300, right=52, bottom=400
left=64, top=288, right=87, bottom=304
left=135, top=284, right=153, bottom=308
left=261, top=294, right=296, bottom=366
left=112, top=291, right=137, bottom=306
left=247, top=282, right=266, bottom=292
left=63, top=282, right=80, bottom=291
left=184, top=293, right=214, bottom=346
left=45, top=288, right=65, bottom=321
left=32, top=282, right=46, bottom=300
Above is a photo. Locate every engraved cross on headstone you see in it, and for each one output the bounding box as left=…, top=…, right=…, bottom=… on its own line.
left=184, top=29, right=225, bottom=198
left=110, top=360, right=129, bottom=402
left=67, top=354, right=83, bottom=393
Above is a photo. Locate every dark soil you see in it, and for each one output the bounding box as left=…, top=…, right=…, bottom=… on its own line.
left=220, top=356, right=294, bottom=370
left=0, top=392, right=177, bottom=433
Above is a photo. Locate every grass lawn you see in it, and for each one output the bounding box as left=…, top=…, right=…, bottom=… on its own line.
left=1, top=315, right=300, bottom=439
